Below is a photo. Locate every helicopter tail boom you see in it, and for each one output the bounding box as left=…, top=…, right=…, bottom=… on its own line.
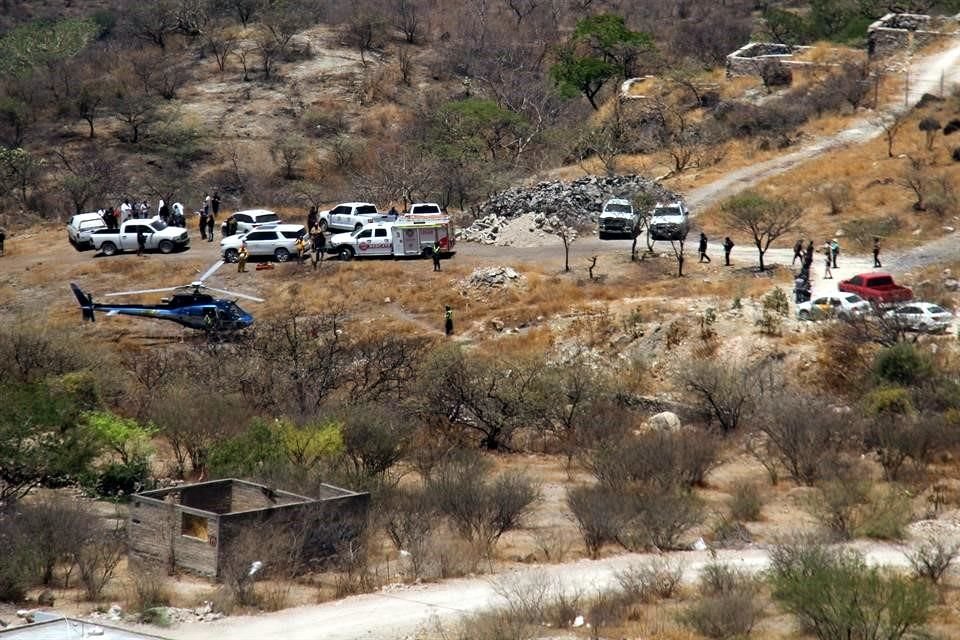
left=70, top=283, right=95, bottom=322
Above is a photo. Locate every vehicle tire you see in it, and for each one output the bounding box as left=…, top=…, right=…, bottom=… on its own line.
left=100, top=241, right=118, bottom=256
left=798, top=309, right=811, bottom=321
left=224, top=248, right=239, bottom=263
left=318, top=219, right=328, bottom=232
left=274, top=247, right=290, bottom=262
left=158, top=240, right=174, bottom=254
left=917, top=322, right=928, bottom=333
left=598, top=231, right=608, bottom=240
left=339, top=246, right=354, bottom=261
left=354, top=222, right=363, bottom=232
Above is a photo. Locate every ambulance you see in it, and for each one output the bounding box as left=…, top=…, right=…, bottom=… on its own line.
left=327, top=215, right=456, bottom=260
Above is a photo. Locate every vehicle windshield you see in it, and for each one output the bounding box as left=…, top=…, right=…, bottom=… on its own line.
left=844, top=295, right=863, bottom=303
left=223, top=302, right=245, bottom=319
left=150, top=220, right=168, bottom=231
left=929, top=305, right=947, bottom=314
left=258, top=213, right=280, bottom=223
left=605, top=204, right=632, bottom=213
left=867, top=276, right=894, bottom=286
left=413, top=205, right=441, bottom=214
left=356, top=205, right=378, bottom=215
left=653, top=207, right=683, bottom=217
left=351, top=227, right=366, bottom=237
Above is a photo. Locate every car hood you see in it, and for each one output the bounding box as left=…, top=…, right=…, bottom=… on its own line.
left=601, top=211, right=635, bottom=219
left=651, top=215, right=685, bottom=224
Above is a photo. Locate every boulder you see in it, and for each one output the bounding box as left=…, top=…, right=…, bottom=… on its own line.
left=647, top=411, right=681, bottom=432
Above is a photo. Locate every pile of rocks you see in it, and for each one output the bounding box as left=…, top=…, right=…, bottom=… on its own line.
left=457, top=175, right=675, bottom=246
left=461, top=266, right=525, bottom=289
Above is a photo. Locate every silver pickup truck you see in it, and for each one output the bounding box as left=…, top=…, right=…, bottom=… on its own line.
left=90, top=217, right=190, bottom=256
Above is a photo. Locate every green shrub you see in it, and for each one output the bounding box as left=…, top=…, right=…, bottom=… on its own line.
left=769, top=542, right=934, bottom=640
left=93, top=458, right=151, bottom=498
left=762, top=287, right=790, bottom=316
left=208, top=419, right=287, bottom=478
left=858, top=488, right=912, bottom=541
left=682, top=590, right=761, bottom=639
left=873, top=343, right=932, bottom=387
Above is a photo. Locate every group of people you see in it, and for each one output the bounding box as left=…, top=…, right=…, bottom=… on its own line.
left=696, top=232, right=736, bottom=266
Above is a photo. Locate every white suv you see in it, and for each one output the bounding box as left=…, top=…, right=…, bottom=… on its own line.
left=221, top=224, right=308, bottom=262
left=232, top=209, right=281, bottom=234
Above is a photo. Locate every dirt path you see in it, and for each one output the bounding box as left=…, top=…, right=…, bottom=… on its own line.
left=162, top=543, right=912, bottom=640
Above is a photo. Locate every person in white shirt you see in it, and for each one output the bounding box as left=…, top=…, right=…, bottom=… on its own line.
left=157, top=198, right=165, bottom=216
left=120, top=199, right=132, bottom=223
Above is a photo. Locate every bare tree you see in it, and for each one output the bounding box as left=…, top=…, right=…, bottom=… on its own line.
left=919, top=116, right=941, bottom=151
left=343, top=11, right=387, bottom=65
left=76, top=512, right=126, bottom=600
left=880, top=112, right=906, bottom=158
left=550, top=220, right=582, bottom=273
left=669, top=234, right=686, bottom=277
left=899, top=156, right=930, bottom=211
left=270, top=134, right=308, bottom=179
left=721, top=191, right=803, bottom=271
left=392, top=0, right=421, bottom=44
left=205, top=25, right=238, bottom=73
left=501, top=0, right=539, bottom=25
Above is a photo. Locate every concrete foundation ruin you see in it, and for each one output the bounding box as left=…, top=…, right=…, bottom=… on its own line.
left=725, top=42, right=813, bottom=78
left=868, top=13, right=960, bottom=57
left=128, top=479, right=369, bottom=578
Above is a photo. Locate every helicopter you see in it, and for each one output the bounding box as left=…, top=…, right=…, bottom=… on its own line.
left=69, top=260, right=263, bottom=332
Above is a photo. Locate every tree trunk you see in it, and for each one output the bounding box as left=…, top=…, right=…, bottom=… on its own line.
left=677, top=254, right=684, bottom=276
left=758, top=249, right=766, bottom=271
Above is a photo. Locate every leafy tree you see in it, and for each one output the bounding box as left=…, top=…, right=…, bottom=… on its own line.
left=339, top=405, right=413, bottom=487
left=434, top=98, right=527, bottom=162
left=721, top=192, right=803, bottom=271
left=275, top=419, right=342, bottom=472
left=0, top=382, right=101, bottom=505
left=0, top=146, right=43, bottom=208
left=83, top=411, right=156, bottom=465
left=572, top=14, right=653, bottom=79
left=0, top=19, right=97, bottom=77
left=208, top=419, right=287, bottom=478
left=873, top=343, right=933, bottom=387
left=550, top=47, right=617, bottom=111
left=0, top=97, right=29, bottom=147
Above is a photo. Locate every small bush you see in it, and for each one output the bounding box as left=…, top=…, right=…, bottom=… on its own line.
left=873, top=343, right=933, bottom=387
left=858, top=488, right=913, bottom=541
left=93, top=458, right=151, bottom=498
left=682, top=562, right=761, bottom=639
left=127, top=564, right=172, bottom=612
left=615, top=557, right=685, bottom=603
left=760, top=60, right=793, bottom=88
left=769, top=541, right=935, bottom=640
left=729, top=482, right=763, bottom=521
left=631, top=489, right=705, bottom=551
left=907, top=536, right=960, bottom=583
left=567, top=485, right=626, bottom=558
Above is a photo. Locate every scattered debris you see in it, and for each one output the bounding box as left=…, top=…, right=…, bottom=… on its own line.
left=460, top=266, right=525, bottom=289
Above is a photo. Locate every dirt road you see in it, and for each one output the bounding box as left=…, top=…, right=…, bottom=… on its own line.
left=164, top=543, right=912, bottom=640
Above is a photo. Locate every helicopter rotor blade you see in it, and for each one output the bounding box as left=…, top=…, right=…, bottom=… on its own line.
left=198, top=260, right=225, bottom=283
left=201, top=286, right=265, bottom=303
left=104, top=287, right=179, bottom=297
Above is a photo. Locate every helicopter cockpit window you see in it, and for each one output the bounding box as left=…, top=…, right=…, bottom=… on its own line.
left=151, top=220, right=168, bottom=231
left=223, top=302, right=244, bottom=319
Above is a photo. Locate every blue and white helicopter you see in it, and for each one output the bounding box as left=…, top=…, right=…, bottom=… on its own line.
left=70, top=261, right=262, bottom=332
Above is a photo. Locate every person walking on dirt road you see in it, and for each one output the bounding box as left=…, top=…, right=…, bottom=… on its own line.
left=723, top=236, right=734, bottom=266
left=311, top=225, right=325, bottom=270
left=873, top=237, right=882, bottom=268
left=823, top=242, right=833, bottom=279
left=432, top=242, right=442, bottom=271
left=698, top=232, right=711, bottom=263
left=206, top=212, right=215, bottom=242
left=830, top=238, right=840, bottom=269
left=792, top=238, right=803, bottom=266
left=444, top=305, right=453, bottom=336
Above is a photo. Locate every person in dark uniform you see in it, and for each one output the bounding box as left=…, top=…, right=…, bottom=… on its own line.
left=136, top=227, right=147, bottom=257
left=873, top=237, right=882, bottom=268
left=698, top=232, right=710, bottom=263
left=432, top=241, right=442, bottom=271
left=311, top=225, right=326, bottom=270
left=199, top=210, right=207, bottom=240
left=723, top=236, right=734, bottom=266
left=212, top=192, right=221, bottom=217
left=206, top=212, right=215, bottom=242
left=792, top=238, right=803, bottom=265
left=444, top=305, right=453, bottom=336
left=307, top=205, right=318, bottom=231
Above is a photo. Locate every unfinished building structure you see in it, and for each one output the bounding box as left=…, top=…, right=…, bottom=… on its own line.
left=128, top=479, right=369, bottom=579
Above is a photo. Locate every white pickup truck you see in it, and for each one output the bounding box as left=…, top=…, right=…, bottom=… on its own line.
left=648, top=201, right=690, bottom=241
left=328, top=217, right=455, bottom=260
left=90, top=217, right=190, bottom=256
left=317, top=202, right=382, bottom=232
left=597, top=198, right=638, bottom=239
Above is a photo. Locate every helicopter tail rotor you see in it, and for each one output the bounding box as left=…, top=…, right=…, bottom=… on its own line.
left=70, top=283, right=95, bottom=322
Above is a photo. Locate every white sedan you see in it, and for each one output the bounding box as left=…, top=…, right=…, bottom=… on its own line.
left=796, top=293, right=870, bottom=321
left=884, top=302, right=954, bottom=333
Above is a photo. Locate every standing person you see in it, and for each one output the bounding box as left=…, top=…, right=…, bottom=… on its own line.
left=307, top=205, right=318, bottom=231
left=159, top=201, right=170, bottom=223
left=139, top=200, right=148, bottom=219
left=0, top=227, right=6, bottom=256
left=792, top=238, right=803, bottom=265
left=722, top=236, right=734, bottom=266
left=873, top=237, right=882, bottom=268
left=120, top=199, right=132, bottom=223
left=136, top=227, right=146, bottom=257
left=237, top=241, right=249, bottom=272
left=444, top=305, right=453, bottom=336
left=830, top=238, right=840, bottom=269
left=206, top=211, right=215, bottom=242
left=203, top=193, right=210, bottom=217
left=295, top=235, right=306, bottom=263
left=698, top=232, right=711, bottom=263
left=211, top=192, right=220, bottom=217
left=432, top=241, right=442, bottom=271
left=157, top=198, right=165, bottom=217
left=823, top=242, right=833, bottom=279
left=311, top=225, right=325, bottom=269
left=805, top=240, right=814, bottom=265
left=198, top=210, right=208, bottom=240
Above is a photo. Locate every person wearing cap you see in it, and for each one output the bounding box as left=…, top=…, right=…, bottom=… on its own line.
left=238, top=241, right=249, bottom=273
left=830, top=238, right=840, bottom=269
